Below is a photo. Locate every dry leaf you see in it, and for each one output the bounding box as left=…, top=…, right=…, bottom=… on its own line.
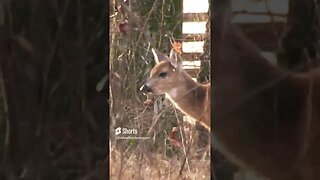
left=168, top=127, right=182, bottom=148
left=172, top=41, right=182, bottom=54
left=144, top=99, right=154, bottom=107
left=118, top=20, right=129, bottom=35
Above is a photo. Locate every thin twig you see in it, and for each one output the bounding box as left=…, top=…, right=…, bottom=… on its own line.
left=173, top=107, right=191, bottom=172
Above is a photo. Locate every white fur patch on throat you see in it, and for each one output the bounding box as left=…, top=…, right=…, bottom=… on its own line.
left=167, top=88, right=178, bottom=99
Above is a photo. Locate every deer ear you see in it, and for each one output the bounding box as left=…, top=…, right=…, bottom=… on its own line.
left=151, top=48, right=169, bottom=64
left=169, top=49, right=180, bottom=69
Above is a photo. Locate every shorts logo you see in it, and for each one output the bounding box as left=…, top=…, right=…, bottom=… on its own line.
left=115, top=127, right=121, bottom=135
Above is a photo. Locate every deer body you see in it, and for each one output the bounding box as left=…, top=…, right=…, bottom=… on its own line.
left=141, top=48, right=211, bottom=130
left=214, top=10, right=320, bottom=179
left=165, top=77, right=211, bottom=129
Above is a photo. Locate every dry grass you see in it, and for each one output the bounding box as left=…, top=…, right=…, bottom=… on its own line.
left=109, top=81, right=210, bottom=179
left=109, top=101, right=211, bottom=180
left=110, top=148, right=210, bottom=180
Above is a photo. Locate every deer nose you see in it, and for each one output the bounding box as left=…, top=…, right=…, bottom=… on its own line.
left=140, top=84, right=152, bottom=93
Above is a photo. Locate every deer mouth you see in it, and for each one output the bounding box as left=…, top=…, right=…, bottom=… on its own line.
left=140, top=84, right=153, bottom=95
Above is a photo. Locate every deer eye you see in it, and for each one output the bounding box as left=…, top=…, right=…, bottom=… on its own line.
left=158, top=72, right=167, bottom=79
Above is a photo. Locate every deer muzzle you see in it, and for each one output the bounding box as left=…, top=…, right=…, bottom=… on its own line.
left=140, top=84, right=153, bottom=93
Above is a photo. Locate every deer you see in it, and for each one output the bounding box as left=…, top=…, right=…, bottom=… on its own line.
left=213, top=0, right=320, bottom=179
left=140, top=48, right=211, bottom=130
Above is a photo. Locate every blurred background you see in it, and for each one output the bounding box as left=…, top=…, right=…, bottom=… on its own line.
left=0, top=0, right=107, bottom=179
left=214, top=0, right=320, bottom=180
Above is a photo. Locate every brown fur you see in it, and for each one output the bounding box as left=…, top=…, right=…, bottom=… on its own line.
left=142, top=49, right=211, bottom=130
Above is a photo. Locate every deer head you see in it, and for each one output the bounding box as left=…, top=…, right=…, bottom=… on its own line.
left=140, top=48, right=211, bottom=129
left=140, top=48, right=184, bottom=97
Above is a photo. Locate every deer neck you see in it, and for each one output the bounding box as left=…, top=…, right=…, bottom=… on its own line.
left=165, top=71, right=209, bottom=124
